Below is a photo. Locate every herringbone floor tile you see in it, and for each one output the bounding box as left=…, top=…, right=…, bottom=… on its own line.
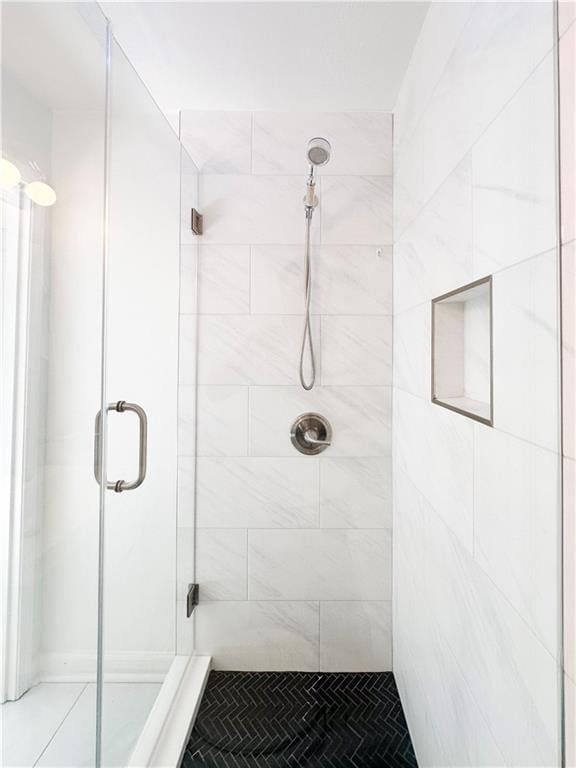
left=182, top=671, right=418, bottom=768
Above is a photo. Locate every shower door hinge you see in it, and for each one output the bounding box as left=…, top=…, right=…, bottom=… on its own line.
left=190, top=208, right=203, bottom=236
left=186, top=583, right=199, bottom=617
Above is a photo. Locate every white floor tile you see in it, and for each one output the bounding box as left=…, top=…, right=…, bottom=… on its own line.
left=1, top=684, right=85, bottom=768
left=35, top=683, right=160, bottom=768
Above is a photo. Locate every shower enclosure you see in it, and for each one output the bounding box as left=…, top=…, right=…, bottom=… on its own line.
left=2, top=1, right=572, bottom=767
left=1, top=4, right=201, bottom=766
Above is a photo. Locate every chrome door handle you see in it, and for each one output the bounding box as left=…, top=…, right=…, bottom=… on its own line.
left=94, top=401, right=148, bottom=493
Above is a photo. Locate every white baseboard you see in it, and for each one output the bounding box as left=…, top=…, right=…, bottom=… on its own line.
left=39, top=651, right=174, bottom=683
left=127, top=654, right=212, bottom=768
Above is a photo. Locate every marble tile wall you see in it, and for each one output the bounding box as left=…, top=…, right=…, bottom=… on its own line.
left=393, top=2, right=564, bottom=766
left=176, top=152, right=200, bottom=657
left=560, top=5, right=576, bottom=765
left=178, top=111, right=393, bottom=670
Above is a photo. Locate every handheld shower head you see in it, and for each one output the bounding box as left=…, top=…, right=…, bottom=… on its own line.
left=300, top=138, right=331, bottom=391
left=307, top=137, right=331, bottom=167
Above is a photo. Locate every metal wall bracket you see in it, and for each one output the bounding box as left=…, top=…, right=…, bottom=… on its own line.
left=186, top=583, right=199, bottom=617
left=191, top=208, right=203, bottom=236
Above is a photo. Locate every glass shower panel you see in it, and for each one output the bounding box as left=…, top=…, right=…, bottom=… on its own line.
left=99, top=36, right=182, bottom=764
left=1, top=3, right=107, bottom=765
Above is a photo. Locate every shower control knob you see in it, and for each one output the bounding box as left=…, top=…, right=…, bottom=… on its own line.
left=290, top=413, right=332, bottom=455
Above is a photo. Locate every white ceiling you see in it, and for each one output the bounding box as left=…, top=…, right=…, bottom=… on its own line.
left=100, top=2, right=429, bottom=113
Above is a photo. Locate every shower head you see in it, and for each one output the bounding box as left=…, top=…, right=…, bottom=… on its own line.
left=307, top=137, right=331, bottom=167
left=304, top=137, right=330, bottom=214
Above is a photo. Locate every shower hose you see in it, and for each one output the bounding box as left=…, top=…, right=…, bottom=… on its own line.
left=299, top=209, right=316, bottom=390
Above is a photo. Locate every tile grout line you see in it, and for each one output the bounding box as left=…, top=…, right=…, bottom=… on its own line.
left=394, top=384, right=562, bottom=456
left=195, top=527, right=392, bottom=532
left=394, top=242, right=562, bottom=317
left=399, top=465, right=563, bottom=663
left=396, top=26, right=559, bottom=239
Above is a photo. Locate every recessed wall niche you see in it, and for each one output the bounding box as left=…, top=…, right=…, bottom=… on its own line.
left=431, top=276, right=493, bottom=426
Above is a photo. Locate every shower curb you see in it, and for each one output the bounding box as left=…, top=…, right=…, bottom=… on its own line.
left=127, top=654, right=212, bottom=768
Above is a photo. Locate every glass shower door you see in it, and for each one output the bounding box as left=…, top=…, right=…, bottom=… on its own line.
left=96, top=33, right=185, bottom=767
left=1, top=4, right=108, bottom=766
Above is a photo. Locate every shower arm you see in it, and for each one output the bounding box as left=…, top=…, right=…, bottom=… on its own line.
left=307, top=163, right=316, bottom=186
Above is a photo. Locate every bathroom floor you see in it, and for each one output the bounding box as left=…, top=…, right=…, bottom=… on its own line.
left=183, top=671, right=417, bottom=768
left=1, top=682, right=160, bottom=767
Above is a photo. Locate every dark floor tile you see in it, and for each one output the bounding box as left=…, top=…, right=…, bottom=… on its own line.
left=182, top=671, right=418, bottom=768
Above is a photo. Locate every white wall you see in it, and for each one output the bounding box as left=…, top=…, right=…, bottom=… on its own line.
left=393, top=2, right=563, bottom=766
left=177, top=111, right=394, bottom=670
left=41, top=108, right=105, bottom=675
left=1, top=72, right=52, bottom=695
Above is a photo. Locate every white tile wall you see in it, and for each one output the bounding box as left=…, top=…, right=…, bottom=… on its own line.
left=249, top=386, right=391, bottom=458
left=393, top=2, right=474, bottom=158
left=251, top=244, right=392, bottom=316
left=393, top=4, right=563, bottom=766
left=394, top=389, right=474, bottom=551
left=252, top=112, right=393, bottom=176
left=394, top=466, right=560, bottom=768
left=394, top=156, right=473, bottom=314
left=195, top=601, right=319, bottom=671
left=179, top=245, right=197, bottom=314
left=567, top=671, right=576, bottom=768
left=319, top=601, right=392, bottom=672
left=176, top=526, right=195, bottom=602
left=248, top=529, right=392, bottom=601
left=394, top=1, right=554, bottom=236
left=560, top=0, right=576, bottom=35
left=471, top=56, right=556, bottom=276
left=177, top=167, right=199, bottom=657
left=196, top=386, right=249, bottom=457
left=196, top=315, right=319, bottom=386
left=560, top=16, right=576, bottom=246
left=493, top=248, right=560, bottom=452
left=177, top=385, right=196, bottom=456
left=196, top=529, right=248, bottom=600
left=320, top=316, right=392, bottom=386
left=565, top=457, right=576, bottom=685
left=200, top=175, right=318, bottom=245
left=426, top=478, right=560, bottom=768
left=319, top=457, right=391, bottom=529
left=196, top=457, right=319, bottom=529
left=392, top=469, right=508, bottom=768
left=181, top=111, right=252, bottom=173
left=474, top=424, right=560, bottom=655
left=563, top=243, right=576, bottom=462
left=197, top=245, right=250, bottom=314
left=393, top=303, right=429, bottom=399
left=179, top=110, right=393, bottom=670
left=560, top=14, right=576, bottom=768
left=321, top=176, right=393, bottom=245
